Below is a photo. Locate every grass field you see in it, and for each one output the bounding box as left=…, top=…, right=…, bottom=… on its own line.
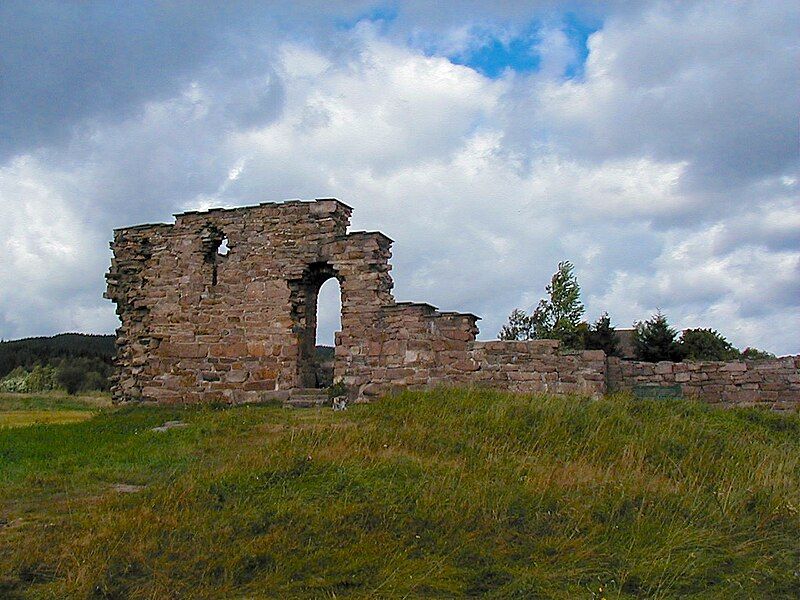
left=0, top=392, right=111, bottom=428
left=0, top=389, right=798, bottom=598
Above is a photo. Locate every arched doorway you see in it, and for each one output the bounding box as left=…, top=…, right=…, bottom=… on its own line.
left=290, top=262, right=343, bottom=388
left=315, top=277, right=342, bottom=387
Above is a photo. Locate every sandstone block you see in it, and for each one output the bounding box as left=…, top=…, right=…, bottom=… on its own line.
left=722, top=362, right=747, bottom=372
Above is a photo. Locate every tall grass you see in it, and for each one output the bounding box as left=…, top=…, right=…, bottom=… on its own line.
left=1, top=389, right=798, bottom=598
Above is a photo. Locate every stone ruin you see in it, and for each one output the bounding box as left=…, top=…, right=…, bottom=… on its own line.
left=106, top=198, right=799, bottom=409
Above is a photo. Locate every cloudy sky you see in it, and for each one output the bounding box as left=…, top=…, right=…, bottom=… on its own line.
left=1, top=1, right=798, bottom=354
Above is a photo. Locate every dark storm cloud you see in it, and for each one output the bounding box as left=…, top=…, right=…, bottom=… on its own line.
left=1, top=1, right=223, bottom=158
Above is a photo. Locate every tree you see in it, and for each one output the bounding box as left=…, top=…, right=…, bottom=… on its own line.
left=634, top=311, right=684, bottom=362
left=584, top=312, right=621, bottom=357
left=531, top=261, right=586, bottom=348
left=57, top=365, right=85, bottom=395
left=741, top=347, right=776, bottom=360
left=680, top=328, right=740, bottom=361
left=498, top=308, right=534, bottom=341
left=498, top=261, right=586, bottom=349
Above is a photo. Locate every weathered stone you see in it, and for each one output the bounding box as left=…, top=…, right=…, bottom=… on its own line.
left=722, top=362, right=748, bottom=372
left=106, top=199, right=799, bottom=410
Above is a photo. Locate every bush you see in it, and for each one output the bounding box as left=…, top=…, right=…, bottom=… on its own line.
left=83, top=371, right=108, bottom=392
left=326, top=380, right=349, bottom=400
left=57, top=366, right=85, bottom=395
left=634, top=311, right=685, bottom=362
left=0, top=368, right=30, bottom=393
left=583, top=313, right=621, bottom=357
left=741, top=347, right=776, bottom=360
left=26, top=364, right=59, bottom=392
left=498, top=309, right=534, bottom=341
left=680, top=328, right=740, bottom=361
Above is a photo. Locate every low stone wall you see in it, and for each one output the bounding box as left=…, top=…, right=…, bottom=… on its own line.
left=607, top=355, right=800, bottom=410
left=358, top=343, right=799, bottom=410
left=354, top=339, right=607, bottom=400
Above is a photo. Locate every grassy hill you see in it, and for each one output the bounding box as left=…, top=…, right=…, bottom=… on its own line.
left=1, top=389, right=798, bottom=598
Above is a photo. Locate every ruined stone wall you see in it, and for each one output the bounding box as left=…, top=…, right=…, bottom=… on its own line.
left=351, top=338, right=606, bottom=400
left=106, top=199, right=482, bottom=403
left=607, top=356, right=800, bottom=410
left=106, top=198, right=799, bottom=408
left=466, top=342, right=606, bottom=396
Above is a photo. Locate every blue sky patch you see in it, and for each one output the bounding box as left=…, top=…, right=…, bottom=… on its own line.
left=337, top=3, right=398, bottom=30
left=562, top=12, right=601, bottom=78
left=450, top=27, right=541, bottom=78
left=448, top=15, right=600, bottom=79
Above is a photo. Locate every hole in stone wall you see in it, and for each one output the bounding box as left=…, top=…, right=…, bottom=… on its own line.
left=202, top=229, right=228, bottom=287
left=313, top=277, right=342, bottom=388
left=316, top=277, right=342, bottom=347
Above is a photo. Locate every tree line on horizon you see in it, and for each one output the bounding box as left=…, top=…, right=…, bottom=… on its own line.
left=0, top=333, right=115, bottom=394
left=499, top=261, right=776, bottom=362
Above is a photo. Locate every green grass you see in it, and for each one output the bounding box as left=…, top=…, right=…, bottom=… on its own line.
left=0, top=392, right=111, bottom=428
left=0, top=389, right=798, bottom=598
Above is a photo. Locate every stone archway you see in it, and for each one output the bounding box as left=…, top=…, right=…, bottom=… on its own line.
left=289, top=261, right=342, bottom=388
left=106, top=199, right=482, bottom=404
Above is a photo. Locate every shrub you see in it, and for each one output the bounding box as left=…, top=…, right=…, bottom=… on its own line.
left=741, top=347, right=776, bottom=360
left=498, top=309, right=534, bottom=341
left=0, top=368, right=30, bottom=393
left=57, top=366, right=85, bottom=395
left=583, top=313, right=621, bottom=357
left=83, top=371, right=107, bottom=392
left=680, top=328, right=740, bottom=361
left=326, top=380, right=349, bottom=400
left=26, top=364, right=59, bottom=392
left=634, top=311, right=685, bottom=362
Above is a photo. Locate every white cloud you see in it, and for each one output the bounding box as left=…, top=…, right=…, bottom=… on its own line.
left=0, top=1, right=797, bottom=356
left=0, top=156, right=116, bottom=336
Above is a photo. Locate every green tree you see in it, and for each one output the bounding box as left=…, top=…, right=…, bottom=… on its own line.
left=83, top=371, right=107, bottom=392
left=531, top=261, right=586, bottom=348
left=680, top=328, right=740, bottom=361
left=498, top=308, right=534, bottom=341
left=57, top=365, right=85, bottom=395
left=634, top=311, right=685, bottom=362
left=498, top=261, right=586, bottom=349
left=584, top=312, right=621, bottom=357
left=26, top=364, right=59, bottom=392
left=741, top=347, right=776, bottom=360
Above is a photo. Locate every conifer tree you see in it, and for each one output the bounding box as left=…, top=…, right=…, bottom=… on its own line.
left=680, top=328, right=739, bottom=361
left=584, top=312, right=621, bottom=356
left=634, top=311, right=684, bottom=362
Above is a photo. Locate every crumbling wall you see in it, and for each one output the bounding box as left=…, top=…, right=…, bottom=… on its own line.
left=353, top=338, right=606, bottom=399
left=106, top=198, right=798, bottom=409
left=607, top=355, right=800, bottom=410
left=106, top=199, right=482, bottom=403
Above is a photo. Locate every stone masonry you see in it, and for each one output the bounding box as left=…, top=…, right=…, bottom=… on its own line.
left=106, top=199, right=799, bottom=409
left=607, top=355, right=800, bottom=411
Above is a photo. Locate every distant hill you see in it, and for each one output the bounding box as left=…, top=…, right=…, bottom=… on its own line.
left=315, top=345, right=335, bottom=361
left=0, top=333, right=115, bottom=379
